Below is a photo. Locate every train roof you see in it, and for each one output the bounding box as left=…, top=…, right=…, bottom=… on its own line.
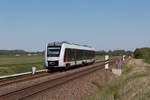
left=48, top=41, right=95, bottom=50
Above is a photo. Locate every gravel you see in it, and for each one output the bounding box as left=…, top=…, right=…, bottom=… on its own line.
left=0, top=62, right=114, bottom=100
left=24, top=67, right=113, bottom=100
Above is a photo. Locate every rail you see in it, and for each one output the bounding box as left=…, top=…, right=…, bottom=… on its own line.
left=0, top=61, right=105, bottom=100
left=0, top=69, right=48, bottom=79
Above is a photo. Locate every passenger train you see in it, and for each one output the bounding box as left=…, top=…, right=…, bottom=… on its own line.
left=44, top=42, right=95, bottom=70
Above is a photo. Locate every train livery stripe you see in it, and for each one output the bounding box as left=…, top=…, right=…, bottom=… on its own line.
left=74, top=49, right=77, bottom=64
left=66, top=50, right=68, bottom=62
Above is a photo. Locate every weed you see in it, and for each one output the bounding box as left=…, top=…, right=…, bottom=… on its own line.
left=92, top=81, right=104, bottom=90
left=144, top=58, right=150, bottom=64
left=84, top=59, right=150, bottom=100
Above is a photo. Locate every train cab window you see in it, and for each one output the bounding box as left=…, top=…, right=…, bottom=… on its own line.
left=47, top=47, right=60, bottom=57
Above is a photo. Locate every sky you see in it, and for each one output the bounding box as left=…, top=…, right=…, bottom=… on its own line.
left=0, top=0, right=150, bottom=51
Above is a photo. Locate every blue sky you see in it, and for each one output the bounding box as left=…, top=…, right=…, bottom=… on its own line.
left=0, top=0, right=150, bottom=51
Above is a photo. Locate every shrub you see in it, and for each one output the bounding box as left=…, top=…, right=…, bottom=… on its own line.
left=134, top=48, right=150, bottom=59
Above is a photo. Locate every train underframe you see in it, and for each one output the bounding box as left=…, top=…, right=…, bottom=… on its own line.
left=46, top=59, right=95, bottom=71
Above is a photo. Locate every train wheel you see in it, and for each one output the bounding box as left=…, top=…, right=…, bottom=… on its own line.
left=48, top=68, right=55, bottom=72
left=65, top=64, right=70, bottom=71
left=82, top=62, right=85, bottom=66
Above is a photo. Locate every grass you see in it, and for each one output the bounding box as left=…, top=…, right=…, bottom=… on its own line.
left=122, top=62, right=134, bottom=74
left=92, top=81, right=104, bottom=90
left=0, top=55, right=45, bottom=76
left=83, top=59, right=150, bottom=100
left=0, top=55, right=118, bottom=77
left=95, top=55, right=119, bottom=61
left=95, top=56, right=105, bottom=61
left=0, top=55, right=43, bottom=65
left=144, top=58, right=150, bottom=64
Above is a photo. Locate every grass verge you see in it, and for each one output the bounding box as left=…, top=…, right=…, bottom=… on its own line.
left=84, top=59, right=150, bottom=100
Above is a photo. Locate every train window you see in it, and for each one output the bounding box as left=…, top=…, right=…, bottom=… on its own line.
left=47, top=48, right=60, bottom=57
left=69, top=49, right=73, bottom=61
left=64, top=48, right=95, bottom=62
left=64, top=48, right=75, bottom=62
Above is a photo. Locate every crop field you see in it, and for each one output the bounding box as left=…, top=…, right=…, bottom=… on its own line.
left=0, top=55, right=120, bottom=76
left=95, top=56, right=105, bottom=61
left=0, top=55, right=44, bottom=65
left=0, top=55, right=105, bottom=76
left=0, top=55, right=44, bottom=76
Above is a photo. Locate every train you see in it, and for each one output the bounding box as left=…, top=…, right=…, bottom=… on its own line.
left=44, top=42, right=96, bottom=70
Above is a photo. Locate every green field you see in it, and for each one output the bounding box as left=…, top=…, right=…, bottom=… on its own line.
left=95, top=56, right=105, bottom=61
left=95, top=55, right=119, bottom=61
left=0, top=55, right=45, bottom=76
left=0, top=55, right=106, bottom=76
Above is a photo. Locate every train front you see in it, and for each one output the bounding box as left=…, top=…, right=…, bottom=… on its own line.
left=45, top=42, right=62, bottom=70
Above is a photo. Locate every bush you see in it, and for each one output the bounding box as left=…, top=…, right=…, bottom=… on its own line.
left=96, top=50, right=133, bottom=56
left=134, top=48, right=150, bottom=59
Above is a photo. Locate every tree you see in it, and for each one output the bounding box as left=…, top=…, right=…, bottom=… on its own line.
left=134, top=48, right=150, bottom=59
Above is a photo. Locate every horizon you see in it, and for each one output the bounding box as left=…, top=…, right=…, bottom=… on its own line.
left=1, top=46, right=149, bottom=52
left=0, top=0, right=150, bottom=51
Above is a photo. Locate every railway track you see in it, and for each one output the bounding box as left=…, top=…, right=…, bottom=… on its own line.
left=0, top=58, right=122, bottom=100
left=0, top=72, right=51, bottom=88
left=0, top=61, right=107, bottom=100
left=0, top=60, right=105, bottom=88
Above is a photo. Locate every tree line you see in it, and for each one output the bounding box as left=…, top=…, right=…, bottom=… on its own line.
left=0, top=49, right=133, bottom=56
left=96, top=50, right=133, bottom=56
left=0, top=50, right=43, bottom=55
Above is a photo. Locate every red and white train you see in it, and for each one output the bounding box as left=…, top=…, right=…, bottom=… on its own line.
left=44, top=42, right=95, bottom=70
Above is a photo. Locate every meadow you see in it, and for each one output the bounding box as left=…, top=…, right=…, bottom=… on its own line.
left=0, top=55, right=44, bottom=76
left=0, top=55, right=105, bottom=76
